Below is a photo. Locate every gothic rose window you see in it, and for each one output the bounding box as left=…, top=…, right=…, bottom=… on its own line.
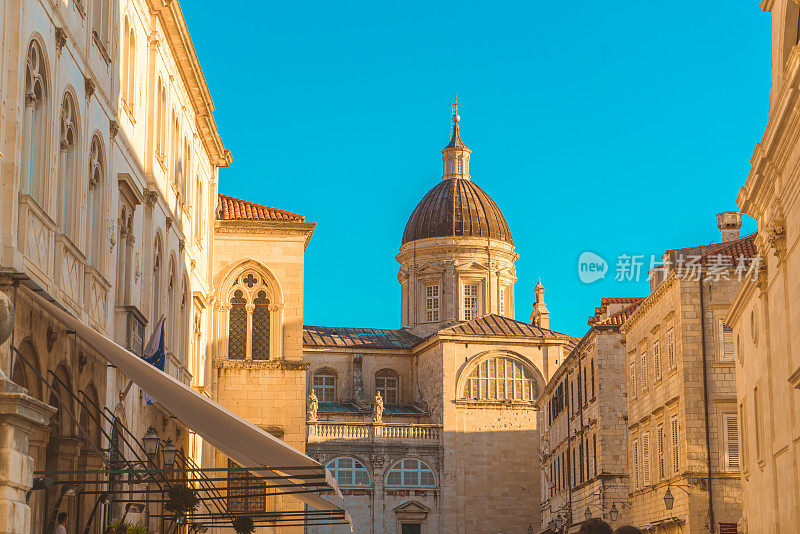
left=326, top=457, right=370, bottom=487
left=226, top=271, right=272, bottom=360
left=385, top=458, right=437, bottom=488
left=463, top=356, right=537, bottom=401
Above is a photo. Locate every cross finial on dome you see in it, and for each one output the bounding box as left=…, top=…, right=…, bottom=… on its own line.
left=451, top=95, right=460, bottom=123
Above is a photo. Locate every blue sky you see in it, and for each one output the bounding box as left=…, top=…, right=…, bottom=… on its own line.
left=182, top=1, right=770, bottom=337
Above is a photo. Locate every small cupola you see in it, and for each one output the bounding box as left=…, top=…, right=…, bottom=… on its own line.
left=441, top=105, right=471, bottom=180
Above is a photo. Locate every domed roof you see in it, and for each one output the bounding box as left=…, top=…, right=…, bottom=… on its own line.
left=401, top=177, right=513, bottom=245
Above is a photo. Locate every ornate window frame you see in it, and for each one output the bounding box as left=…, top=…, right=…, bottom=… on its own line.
left=375, top=368, right=399, bottom=404
left=217, top=260, right=284, bottom=362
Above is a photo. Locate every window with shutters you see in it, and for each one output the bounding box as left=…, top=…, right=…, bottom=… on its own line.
left=723, top=413, right=740, bottom=472
left=642, top=432, right=651, bottom=486
left=754, top=385, right=762, bottom=460
left=739, top=402, right=748, bottom=469
left=640, top=351, right=647, bottom=393
left=671, top=416, right=680, bottom=474
left=632, top=438, right=640, bottom=489
left=653, top=340, right=661, bottom=382
left=629, top=361, right=636, bottom=399
left=593, top=434, right=597, bottom=477
left=657, top=424, right=665, bottom=480
left=425, top=284, right=440, bottom=322
left=719, top=320, right=735, bottom=362
left=590, top=359, right=595, bottom=398
left=667, top=327, right=676, bottom=369
left=499, top=286, right=506, bottom=316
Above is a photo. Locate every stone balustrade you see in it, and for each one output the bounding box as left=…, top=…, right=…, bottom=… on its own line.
left=307, top=421, right=442, bottom=444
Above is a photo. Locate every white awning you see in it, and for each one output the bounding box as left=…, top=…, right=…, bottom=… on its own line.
left=34, top=295, right=347, bottom=517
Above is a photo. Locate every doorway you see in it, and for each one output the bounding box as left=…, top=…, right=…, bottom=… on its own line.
left=401, top=524, right=421, bottom=534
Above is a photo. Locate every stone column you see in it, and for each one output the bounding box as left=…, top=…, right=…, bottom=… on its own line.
left=0, top=379, right=56, bottom=534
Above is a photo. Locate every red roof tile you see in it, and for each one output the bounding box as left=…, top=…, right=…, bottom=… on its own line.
left=697, top=233, right=758, bottom=265
left=595, top=300, right=644, bottom=326
left=588, top=297, right=643, bottom=325
left=217, top=194, right=304, bottom=222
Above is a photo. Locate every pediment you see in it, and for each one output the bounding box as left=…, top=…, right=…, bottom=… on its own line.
left=454, top=261, right=488, bottom=272
left=393, top=500, right=431, bottom=516
left=416, top=262, right=446, bottom=275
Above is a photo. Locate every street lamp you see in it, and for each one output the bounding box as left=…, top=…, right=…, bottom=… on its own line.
left=142, top=426, right=160, bottom=457
left=554, top=514, right=563, bottom=530
left=528, top=524, right=534, bottom=534
left=585, top=506, right=592, bottom=521
left=609, top=503, right=619, bottom=522
left=663, top=487, right=675, bottom=511
left=162, top=438, right=178, bottom=468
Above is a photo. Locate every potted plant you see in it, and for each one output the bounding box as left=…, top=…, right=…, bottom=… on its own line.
left=163, top=484, right=200, bottom=523
left=232, top=516, right=255, bottom=534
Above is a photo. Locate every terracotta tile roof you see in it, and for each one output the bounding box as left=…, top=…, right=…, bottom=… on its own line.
left=696, top=233, right=758, bottom=265
left=594, top=300, right=644, bottom=326
left=588, top=297, right=643, bottom=325
left=303, top=325, right=421, bottom=349
left=217, top=194, right=304, bottom=222
left=437, top=314, right=570, bottom=339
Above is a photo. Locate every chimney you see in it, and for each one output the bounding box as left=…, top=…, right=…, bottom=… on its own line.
left=716, top=212, right=743, bottom=243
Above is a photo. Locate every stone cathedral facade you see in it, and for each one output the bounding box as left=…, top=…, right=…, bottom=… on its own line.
left=303, top=115, right=576, bottom=534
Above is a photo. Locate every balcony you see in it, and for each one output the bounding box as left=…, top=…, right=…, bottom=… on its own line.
left=307, top=421, right=442, bottom=445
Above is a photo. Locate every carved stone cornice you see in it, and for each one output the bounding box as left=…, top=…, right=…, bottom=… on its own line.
left=213, top=359, right=309, bottom=371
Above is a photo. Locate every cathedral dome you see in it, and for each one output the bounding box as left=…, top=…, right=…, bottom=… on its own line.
left=401, top=177, right=513, bottom=245
left=401, top=112, right=512, bottom=245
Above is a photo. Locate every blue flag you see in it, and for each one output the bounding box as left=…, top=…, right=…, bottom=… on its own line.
left=142, top=317, right=166, bottom=405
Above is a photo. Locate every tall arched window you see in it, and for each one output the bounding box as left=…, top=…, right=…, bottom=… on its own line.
left=180, top=276, right=189, bottom=366
left=87, top=136, right=104, bottom=267
left=93, top=0, right=110, bottom=47
left=183, top=138, right=191, bottom=202
left=58, top=93, right=78, bottom=237
left=385, top=459, right=437, bottom=488
left=375, top=369, right=399, bottom=404
left=167, top=259, right=176, bottom=352
left=326, top=457, right=370, bottom=487
left=172, top=111, right=180, bottom=192
left=125, top=28, right=136, bottom=112
left=121, top=17, right=129, bottom=103
left=457, top=155, right=463, bottom=173
left=21, top=40, right=47, bottom=201
left=226, top=271, right=273, bottom=360
left=194, top=175, right=203, bottom=242
left=312, top=370, right=336, bottom=403
left=152, top=237, right=163, bottom=322
left=462, top=355, right=538, bottom=401
left=156, top=77, right=166, bottom=160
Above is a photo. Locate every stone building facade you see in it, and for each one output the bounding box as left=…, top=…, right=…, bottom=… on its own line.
left=538, top=297, right=641, bottom=533
left=725, top=2, right=800, bottom=531
left=621, top=216, right=752, bottom=533
left=303, top=114, right=575, bottom=534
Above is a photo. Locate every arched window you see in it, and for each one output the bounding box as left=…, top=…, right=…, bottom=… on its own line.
left=152, top=237, right=163, bottom=322
left=312, top=370, right=336, bottom=403
left=180, top=276, right=189, bottom=366
left=156, top=77, right=166, bottom=160
left=385, top=458, right=437, bottom=488
left=58, top=93, right=78, bottom=237
left=375, top=369, right=399, bottom=404
left=194, top=175, right=203, bottom=242
left=172, top=111, right=180, bottom=193
left=126, top=26, right=135, bottom=109
left=183, top=138, right=191, bottom=202
left=87, top=136, right=104, bottom=267
left=167, top=259, right=176, bottom=352
left=326, top=457, right=370, bottom=487
left=22, top=40, right=47, bottom=202
left=462, top=355, right=538, bottom=401
left=226, top=271, right=273, bottom=360
left=457, top=155, right=463, bottom=173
